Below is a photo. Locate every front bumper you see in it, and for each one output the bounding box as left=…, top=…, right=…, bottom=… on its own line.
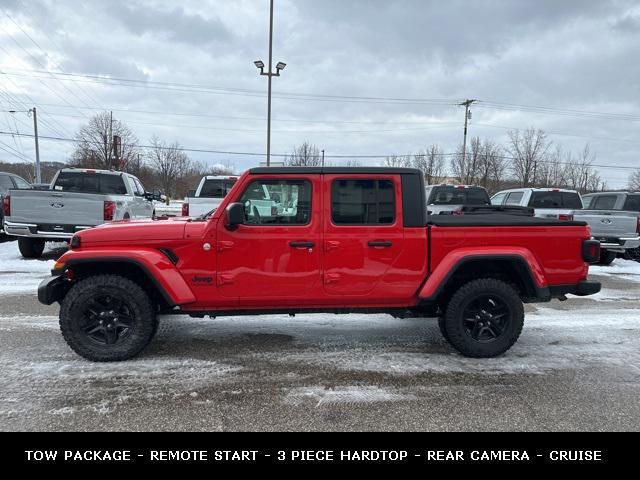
left=4, top=221, right=92, bottom=239
left=548, top=281, right=601, bottom=298
left=37, top=275, right=67, bottom=305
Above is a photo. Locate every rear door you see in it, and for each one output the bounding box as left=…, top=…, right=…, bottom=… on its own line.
left=323, top=174, right=404, bottom=296
left=216, top=174, right=322, bottom=302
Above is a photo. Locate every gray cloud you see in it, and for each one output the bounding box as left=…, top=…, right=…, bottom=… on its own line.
left=0, top=0, right=638, bottom=187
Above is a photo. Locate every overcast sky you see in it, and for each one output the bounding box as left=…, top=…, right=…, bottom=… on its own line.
left=0, top=0, right=639, bottom=187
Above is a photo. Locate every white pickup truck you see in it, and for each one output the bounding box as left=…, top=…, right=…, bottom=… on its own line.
left=181, top=175, right=238, bottom=217
left=491, top=187, right=640, bottom=264
left=3, top=168, right=159, bottom=258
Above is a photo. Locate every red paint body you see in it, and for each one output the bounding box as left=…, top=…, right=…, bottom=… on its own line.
left=55, top=171, right=593, bottom=312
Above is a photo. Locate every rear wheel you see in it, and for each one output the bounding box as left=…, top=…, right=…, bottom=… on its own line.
left=18, top=237, right=45, bottom=258
left=442, top=278, right=524, bottom=358
left=623, top=247, right=640, bottom=262
left=59, top=274, right=157, bottom=361
left=598, top=250, right=617, bottom=266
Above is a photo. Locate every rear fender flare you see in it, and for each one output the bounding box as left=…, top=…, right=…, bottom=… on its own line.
left=418, top=247, right=548, bottom=301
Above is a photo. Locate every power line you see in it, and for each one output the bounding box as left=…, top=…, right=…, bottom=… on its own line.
left=0, top=129, right=636, bottom=172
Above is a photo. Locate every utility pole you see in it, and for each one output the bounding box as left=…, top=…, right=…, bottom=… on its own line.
left=459, top=99, right=477, bottom=166
left=254, top=0, right=286, bottom=167
left=109, top=111, right=113, bottom=169
left=28, top=107, right=41, bottom=184
left=322, top=149, right=325, bottom=167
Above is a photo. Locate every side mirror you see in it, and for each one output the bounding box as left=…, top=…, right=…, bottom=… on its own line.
left=226, top=202, right=245, bottom=230
left=152, top=189, right=163, bottom=201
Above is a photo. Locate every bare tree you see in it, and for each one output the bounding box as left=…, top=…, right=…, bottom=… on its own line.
left=450, top=137, right=482, bottom=185
left=507, top=128, right=552, bottom=187
left=411, top=145, right=446, bottom=185
left=629, top=170, right=640, bottom=191
left=146, top=135, right=191, bottom=199
left=383, top=154, right=410, bottom=168
left=285, top=141, right=321, bottom=166
left=476, top=139, right=505, bottom=193
left=70, top=111, right=140, bottom=170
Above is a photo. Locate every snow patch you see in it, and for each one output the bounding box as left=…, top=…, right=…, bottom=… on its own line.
left=285, top=385, right=413, bottom=407
left=0, top=241, right=65, bottom=295
left=590, top=259, right=640, bottom=282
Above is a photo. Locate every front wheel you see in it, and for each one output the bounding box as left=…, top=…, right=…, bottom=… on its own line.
left=442, top=279, right=524, bottom=358
left=59, top=275, right=157, bottom=361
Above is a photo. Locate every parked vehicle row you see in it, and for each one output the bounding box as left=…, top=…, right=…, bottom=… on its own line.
left=0, top=171, right=32, bottom=234
left=181, top=175, right=238, bottom=217
left=2, top=168, right=159, bottom=258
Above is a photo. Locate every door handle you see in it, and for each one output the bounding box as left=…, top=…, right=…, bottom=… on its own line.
left=368, top=240, right=393, bottom=248
left=325, top=241, right=341, bottom=252
left=289, top=241, right=315, bottom=249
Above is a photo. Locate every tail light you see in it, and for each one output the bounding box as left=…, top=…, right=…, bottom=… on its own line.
left=558, top=213, right=574, bottom=221
left=2, top=195, right=9, bottom=216
left=103, top=200, right=116, bottom=221
left=181, top=202, right=189, bottom=216
left=582, top=240, right=600, bottom=263
left=636, top=217, right=640, bottom=234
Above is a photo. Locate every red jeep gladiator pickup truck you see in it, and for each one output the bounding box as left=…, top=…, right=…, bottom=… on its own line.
left=38, top=167, right=601, bottom=361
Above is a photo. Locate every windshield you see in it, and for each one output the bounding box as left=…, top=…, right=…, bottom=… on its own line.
left=428, top=186, right=490, bottom=205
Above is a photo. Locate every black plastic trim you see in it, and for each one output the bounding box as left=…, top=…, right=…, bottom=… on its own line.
left=401, top=172, right=427, bottom=227
left=63, top=258, right=178, bottom=307
left=159, top=248, right=179, bottom=265
left=419, top=254, right=550, bottom=303
left=249, top=167, right=422, bottom=175
left=37, top=276, right=66, bottom=305
left=549, top=281, right=601, bottom=297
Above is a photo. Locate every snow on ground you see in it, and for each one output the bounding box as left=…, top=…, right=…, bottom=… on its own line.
left=0, top=241, right=65, bottom=295
left=590, top=258, right=640, bottom=282
left=284, top=386, right=414, bottom=407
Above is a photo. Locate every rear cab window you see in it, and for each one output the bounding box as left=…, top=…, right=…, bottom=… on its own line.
left=199, top=178, right=237, bottom=198
left=591, top=195, right=617, bottom=210
left=53, top=172, right=128, bottom=195
left=528, top=191, right=582, bottom=209
left=331, top=179, right=395, bottom=224
left=427, top=186, right=489, bottom=206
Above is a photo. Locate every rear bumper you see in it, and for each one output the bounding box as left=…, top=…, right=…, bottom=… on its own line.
left=4, top=221, right=92, bottom=239
left=548, top=281, right=601, bottom=298
left=37, top=276, right=67, bottom=305
left=596, top=236, right=640, bottom=251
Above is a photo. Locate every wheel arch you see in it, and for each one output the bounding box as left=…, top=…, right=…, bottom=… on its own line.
left=419, top=251, right=550, bottom=307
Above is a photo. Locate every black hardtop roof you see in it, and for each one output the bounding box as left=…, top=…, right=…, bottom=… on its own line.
left=248, top=166, right=422, bottom=175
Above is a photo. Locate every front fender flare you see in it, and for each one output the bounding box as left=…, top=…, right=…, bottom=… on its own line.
left=56, top=247, right=197, bottom=306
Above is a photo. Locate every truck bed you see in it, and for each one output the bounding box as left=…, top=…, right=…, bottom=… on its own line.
left=428, top=214, right=587, bottom=227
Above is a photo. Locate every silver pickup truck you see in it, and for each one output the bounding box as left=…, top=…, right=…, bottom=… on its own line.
left=3, top=168, right=159, bottom=258
left=491, top=187, right=640, bottom=264
left=579, top=191, right=640, bottom=263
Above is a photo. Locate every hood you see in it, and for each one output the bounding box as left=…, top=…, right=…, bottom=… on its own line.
left=76, top=217, right=189, bottom=244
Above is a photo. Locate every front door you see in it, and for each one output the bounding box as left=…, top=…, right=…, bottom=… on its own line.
left=216, top=175, right=322, bottom=303
left=323, top=174, right=404, bottom=296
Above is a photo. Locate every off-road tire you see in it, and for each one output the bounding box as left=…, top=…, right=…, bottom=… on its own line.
left=18, top=237, right=45, bottom=258
left=598, top=250, right=617, bottom=266
left=437, top=317, right=450, bottom=343
left=443, top=278, right=524, bottom=358
left=59, top=274, right=157, bottom=361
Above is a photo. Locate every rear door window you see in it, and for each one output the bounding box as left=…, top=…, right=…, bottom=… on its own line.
left=332, top=179, right=395, bottom=225
left=491, top=192, right=506, bottom=205
left=12, top=176, right=31, bottom=189
left=582, top=196, right=594, bottom=208
left=505, top=192, right=524, bottom=205
left=200, top=178, right=237, bottom=198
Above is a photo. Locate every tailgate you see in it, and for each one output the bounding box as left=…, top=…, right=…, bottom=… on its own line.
left=574, top=210, right=638, bottom=238
left=534, top=208, right=573, bottom=219
left=7, top=190, right=105, bottom=226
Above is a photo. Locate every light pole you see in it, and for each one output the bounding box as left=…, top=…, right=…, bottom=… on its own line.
left=254, top=0, right=286, bottom=167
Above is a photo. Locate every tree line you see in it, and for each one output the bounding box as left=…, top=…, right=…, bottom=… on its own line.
left=286, top=129, right=612, bottom=195
left=2, top=112, right=639, bottom=197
